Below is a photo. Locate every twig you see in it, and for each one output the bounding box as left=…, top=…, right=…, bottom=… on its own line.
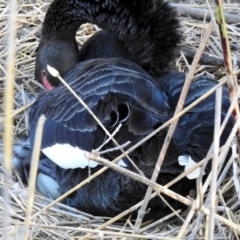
left=197, top=86, right=240, bottom=202
left=47, top=65, right=143, bottom=176
left=133, top=19, right=215, bottom=234
left=202, top=112, right=240, bottom=195
left=233, top=158, right=240, bottom=203
left=190, top=115, right=240, bottom=239
left=21, top=84, right=29, bottom=130
left=218, top=189, right=240, bottom=240
left=176, top=207, right=195, bottom=239
left=139, top=210, right=182, bottom=234
left=172, top=3, right=240, bottom=24
left=95, top=123, right=122, bottom=152
left=0, top=220, right=178, bottom=240
left=182, top=47, right=240, bottom=67
left=156, top=193, right=184, bottom=223
left=0, top=101, right=34, bottom=124
left=209, top=86, right=222, bottom=239
left=190, top=79, right=240, bottom=240
left=215, top=0, right=240, bottom=152
left=3, top=1, right=17, bottom=239
left=23, top=115, right=45, bottom=240
left=81, top=152, right=216, bottom=240
left=98, top=141, right=131, bottom=155
left=215, top=1, right=238, bottom=91
left=84, top=150, right=240, bottom=233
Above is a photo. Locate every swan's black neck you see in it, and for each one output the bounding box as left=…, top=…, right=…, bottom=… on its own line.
left=42, top=1, right=83, bottom=40
left=41, top=0, right=182, bottom=74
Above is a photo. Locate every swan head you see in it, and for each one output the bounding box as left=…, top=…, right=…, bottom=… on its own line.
left=35, top=38, right=80, bottom=89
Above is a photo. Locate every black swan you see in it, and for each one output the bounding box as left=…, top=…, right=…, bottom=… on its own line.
left=18, top=58, right=232, bottom=218
left=35, top=0, right=182, bottom=89
left=27, top=58, right=232, bottom=218
left=14, top=0, right=233, bottom=218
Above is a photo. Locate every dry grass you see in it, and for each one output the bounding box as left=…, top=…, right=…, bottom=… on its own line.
left=0, top=0, right=240, bottom=239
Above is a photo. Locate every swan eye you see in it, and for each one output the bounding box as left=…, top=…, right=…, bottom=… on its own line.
left=41, top=70, right=46, bottom=77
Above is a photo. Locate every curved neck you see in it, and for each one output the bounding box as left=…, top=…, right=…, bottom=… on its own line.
left=42, top=0, right=181, bottom=74
left=42, top=1, right=83, bottom=41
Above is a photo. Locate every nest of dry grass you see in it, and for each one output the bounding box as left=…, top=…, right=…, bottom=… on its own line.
left=0, top=0, right=240, bottom=239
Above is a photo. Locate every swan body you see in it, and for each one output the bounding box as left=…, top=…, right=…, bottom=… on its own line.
left=26, top=59, right=233, bottom=217
left=16, top=0, right=233, bottom=218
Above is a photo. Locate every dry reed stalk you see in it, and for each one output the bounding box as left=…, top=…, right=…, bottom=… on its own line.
left=82, top=152, right=217, bottom=239
left=203, top=115, right=238, bottom=195
left=220, top=163, right=240, bottom=240
left=208, top=86, right=222, bottom=239
left=84, top=89, right=240, bottom=239
left=190, top=120, right=240, bottom=238
left=190, top=39, right=239, bottom=239
left=47, top=65, right=143, bottom=176
left=23, top=115, right=45, bottom=240
left=2, top=220, right=180, bottom=240
left=72, top=78, right=230, bottom=240
left=215, top=3, right=240, bottom=175
left=84, top=152, right=240, bottom=233
left=2, top=1, right=17, bottom=239
left=176, top=207, right=195, bottom=239
left=138, top=210, right=182, bottom=234
left=194, top=85, right=240, bottom=208
left=133, top=19, right=215, bottom=234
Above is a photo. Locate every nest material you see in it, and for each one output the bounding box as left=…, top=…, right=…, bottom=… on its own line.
left=0, top=0, right=240, bottom=239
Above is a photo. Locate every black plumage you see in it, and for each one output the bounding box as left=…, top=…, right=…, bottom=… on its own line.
left=157, top=72, right=232, bottom=166
left=30, top=59, right=170, bottom=157
left=30, top=59, right=179, bottom=218
left=35, top=0, right=182, bottom=88
left=27, top=58, right=233, bottom=218
left=17, top=0, right=233, bottom=219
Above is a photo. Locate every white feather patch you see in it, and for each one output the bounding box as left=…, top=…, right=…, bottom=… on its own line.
left=178, top=154, right=204, bottom=179
left=42, top=143, right=98, bottom=169
left=42, top=143, right=127, bottom=169
left=117, top=159, right=127, bottom=167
